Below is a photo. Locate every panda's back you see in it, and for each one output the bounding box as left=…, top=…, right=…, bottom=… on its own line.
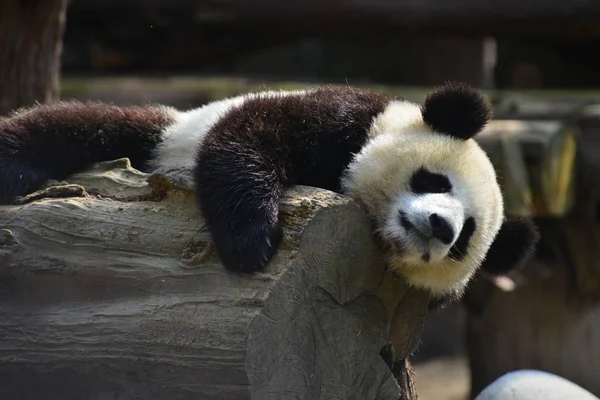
left=149, top=90, right=312, bottom=171
left=192, top=86, right=393, bottom=192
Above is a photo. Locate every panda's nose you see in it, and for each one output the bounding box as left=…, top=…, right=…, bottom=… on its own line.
left=429, top=213, right=454, bottom=245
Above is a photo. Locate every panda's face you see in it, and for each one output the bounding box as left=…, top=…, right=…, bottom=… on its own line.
left=341, top=98, right=504, bottom=295
left=392, top=166, right=470, bottom=266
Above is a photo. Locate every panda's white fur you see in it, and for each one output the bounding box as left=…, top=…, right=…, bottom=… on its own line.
left=0, top=82, right=538, bottom=301
left=342, top=100, right=503, bottom=294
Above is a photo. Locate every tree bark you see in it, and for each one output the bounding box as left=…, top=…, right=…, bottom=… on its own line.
left=0, top=0, right=68, bottom=115
left=0, top=159, right=429, bottom=400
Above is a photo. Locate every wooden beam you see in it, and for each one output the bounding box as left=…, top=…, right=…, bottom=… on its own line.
left=477, top=119, right=577, bottom=217
left=66, top=0, right=600, bottom=38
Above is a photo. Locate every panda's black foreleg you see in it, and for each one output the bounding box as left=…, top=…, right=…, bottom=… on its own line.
left=193, top=143, right=286, bottom=272
left=0, top=101, right=173, bottom=204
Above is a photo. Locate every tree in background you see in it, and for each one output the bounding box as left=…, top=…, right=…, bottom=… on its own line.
left=0, top=0, right=68, bottom=115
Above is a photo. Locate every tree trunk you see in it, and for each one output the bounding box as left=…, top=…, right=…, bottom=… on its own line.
left=0, top=0, right=68, bottom=115
left=0, top=159, right=429, bottom=400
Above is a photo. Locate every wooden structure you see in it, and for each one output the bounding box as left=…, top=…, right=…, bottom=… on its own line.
left=67, top=0, right=600, bottom=37
left=465, top=104, right=600, bottom=399
left=60, top=1, right=600, bottom=88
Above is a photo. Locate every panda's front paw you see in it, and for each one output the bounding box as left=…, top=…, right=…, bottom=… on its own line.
left=213, top=218, right=283, bottom=273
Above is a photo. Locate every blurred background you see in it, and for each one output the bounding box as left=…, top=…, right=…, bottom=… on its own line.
left=56, top=1, right=600, bottom=106
left=4, top=1, right=600, bottom=399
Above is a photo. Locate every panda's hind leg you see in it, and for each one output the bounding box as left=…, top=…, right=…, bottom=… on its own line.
left=0, top=156, right=50, bottom=205
left=0, top=101, right=175, bottom=204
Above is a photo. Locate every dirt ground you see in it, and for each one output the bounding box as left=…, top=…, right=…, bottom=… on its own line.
left=413, top=355, right=470, bottom=400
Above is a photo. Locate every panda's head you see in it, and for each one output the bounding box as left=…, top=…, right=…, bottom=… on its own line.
left=341, top=82, right=539, bottom=296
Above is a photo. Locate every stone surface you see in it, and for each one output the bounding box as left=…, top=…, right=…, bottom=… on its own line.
left=475, top=370, right=599, bottom=400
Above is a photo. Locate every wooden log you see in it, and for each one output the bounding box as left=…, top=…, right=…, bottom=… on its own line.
left=0, top=158, right=429, bottom=400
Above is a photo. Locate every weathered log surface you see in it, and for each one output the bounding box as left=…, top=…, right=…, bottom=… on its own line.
left=0, top=158, right=429, bottom=400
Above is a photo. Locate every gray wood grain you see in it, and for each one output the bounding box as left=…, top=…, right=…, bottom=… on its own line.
left=0, top=159, right=429, bottom=400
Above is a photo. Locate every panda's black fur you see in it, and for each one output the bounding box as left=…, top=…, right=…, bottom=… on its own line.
left=0, top=82, right=539, bottom=303
left=193, top=87, right=392, bottom=272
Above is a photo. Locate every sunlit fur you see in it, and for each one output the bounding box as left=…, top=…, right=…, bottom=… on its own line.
left=341, top=100, right=504, bottom=295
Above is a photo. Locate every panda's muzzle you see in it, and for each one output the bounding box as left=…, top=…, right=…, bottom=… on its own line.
left=429, top=213, right=454, bottom=245
left=399, top=210, right=454, bottom=245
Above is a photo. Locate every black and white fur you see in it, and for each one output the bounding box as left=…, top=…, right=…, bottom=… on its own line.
left=0, top=82, right=539, bottom=302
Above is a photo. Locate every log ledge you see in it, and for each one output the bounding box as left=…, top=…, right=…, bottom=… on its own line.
left=0, top=158, right=429, bottom=400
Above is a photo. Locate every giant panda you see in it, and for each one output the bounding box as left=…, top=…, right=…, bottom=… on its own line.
left=0, top=82, right=539, bottom=303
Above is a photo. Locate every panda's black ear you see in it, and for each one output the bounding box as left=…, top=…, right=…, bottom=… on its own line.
left=421, top=81, right=492, bottom=140
left=480, top=218, right=540, bottom=276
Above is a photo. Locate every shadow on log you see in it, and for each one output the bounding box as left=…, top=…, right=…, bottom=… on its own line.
left=0, top=158, right=429, bottom=400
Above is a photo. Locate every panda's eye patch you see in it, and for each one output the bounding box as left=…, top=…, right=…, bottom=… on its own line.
left=410, top=167, right=452, bottom=194
left=449, top=217, right=476, bottom=261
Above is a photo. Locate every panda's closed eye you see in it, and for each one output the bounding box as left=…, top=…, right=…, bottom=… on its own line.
left=410, top=167, right=452, bottom=194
